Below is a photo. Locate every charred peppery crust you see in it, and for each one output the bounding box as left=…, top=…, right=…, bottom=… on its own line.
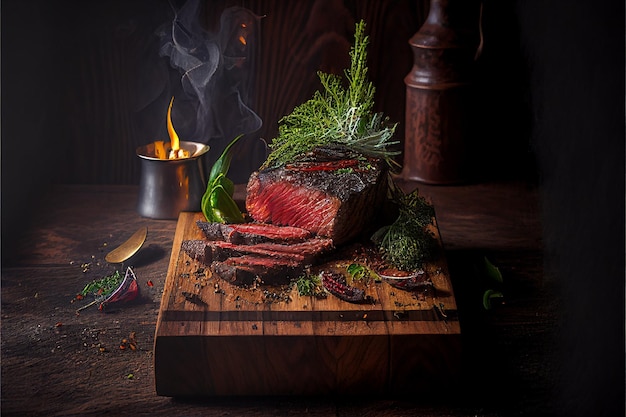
left=180, top=240, right=208, bottom=263
left=245, top=157, right=388, bottom=245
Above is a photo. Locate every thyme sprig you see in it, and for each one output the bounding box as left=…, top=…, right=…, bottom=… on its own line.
left=262, top=20, right=399, bottom=169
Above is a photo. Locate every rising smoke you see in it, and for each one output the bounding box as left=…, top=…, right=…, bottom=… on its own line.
left=156, top=0, right=264, bottom=180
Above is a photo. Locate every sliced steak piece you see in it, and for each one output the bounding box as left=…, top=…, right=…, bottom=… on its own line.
left=196, top=221, right=313, bottom=245
left=180, top=240, right=208, bottom=263
left=211, top=256, right=305, bottom=286
left=245, top=157, right=388, bottom=244
left=181, top=238, right=334, bottom=265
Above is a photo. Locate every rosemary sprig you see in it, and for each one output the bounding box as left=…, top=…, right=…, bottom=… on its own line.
left=262, top=20, right=399, bottom=169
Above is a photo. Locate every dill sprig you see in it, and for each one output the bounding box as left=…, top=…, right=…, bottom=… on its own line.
left=372, top=186, right=437, bottom=271
left=262, top=20, right=399, bottom=169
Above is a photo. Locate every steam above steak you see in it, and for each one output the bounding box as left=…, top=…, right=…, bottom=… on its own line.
left=245, top=152, right=388, bottom=245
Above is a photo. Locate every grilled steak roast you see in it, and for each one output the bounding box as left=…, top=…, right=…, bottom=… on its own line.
left=211, top=256, right=305, bottom=286
left=182, top=227, right=334, bottom=285
left=196, top=221, right=313, bottom=245
left=181, top=237, right=333, bottom=265
left=182, top=147, right=389, bottom=288
left=245, top=151, right=388, bottom=245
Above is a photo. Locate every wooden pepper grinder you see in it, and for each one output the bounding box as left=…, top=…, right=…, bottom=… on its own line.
left=401, top=0, right=482, bottom=184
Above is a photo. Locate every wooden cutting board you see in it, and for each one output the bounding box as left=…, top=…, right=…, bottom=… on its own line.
left=154, top=212, right=461, bottom=397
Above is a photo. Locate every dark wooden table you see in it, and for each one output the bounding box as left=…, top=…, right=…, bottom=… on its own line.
left=1, top=181, right=560, bottom=416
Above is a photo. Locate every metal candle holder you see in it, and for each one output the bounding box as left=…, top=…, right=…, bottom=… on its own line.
left=136, top=141, right=210, bottom=219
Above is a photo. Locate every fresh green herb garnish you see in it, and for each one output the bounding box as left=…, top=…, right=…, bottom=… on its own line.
left=262, top=20, right=399, bottom=169
left=80, top=270, right=124, bottom=298
left=372, top=185, right=436, bottom=271
left=294, top=274, right=325, bottom=297
left=336, top=168, right=355, bottom=174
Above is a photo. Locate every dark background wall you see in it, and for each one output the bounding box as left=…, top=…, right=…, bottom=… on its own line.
left=515, top=2, right=624, bottom=417
left=1, top=0, right=535, bottom=183
left=1, top=0, right=623, bottom=415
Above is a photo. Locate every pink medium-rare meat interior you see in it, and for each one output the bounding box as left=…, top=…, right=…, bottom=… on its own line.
left=246, top=176, right=340, bottom=237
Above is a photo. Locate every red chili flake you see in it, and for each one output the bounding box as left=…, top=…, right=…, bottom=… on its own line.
left=146, top=280, right=154, bottom=287
left=55, top=322, right=63, bottom=328
left=75, top=294, right=84, bottom=300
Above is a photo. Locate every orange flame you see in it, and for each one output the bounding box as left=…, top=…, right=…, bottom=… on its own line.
left=167, top=97, right=180, bottom=151
left=154, top=141, right=166, bottom=159
left=165, top=97, right=190, bottom=159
